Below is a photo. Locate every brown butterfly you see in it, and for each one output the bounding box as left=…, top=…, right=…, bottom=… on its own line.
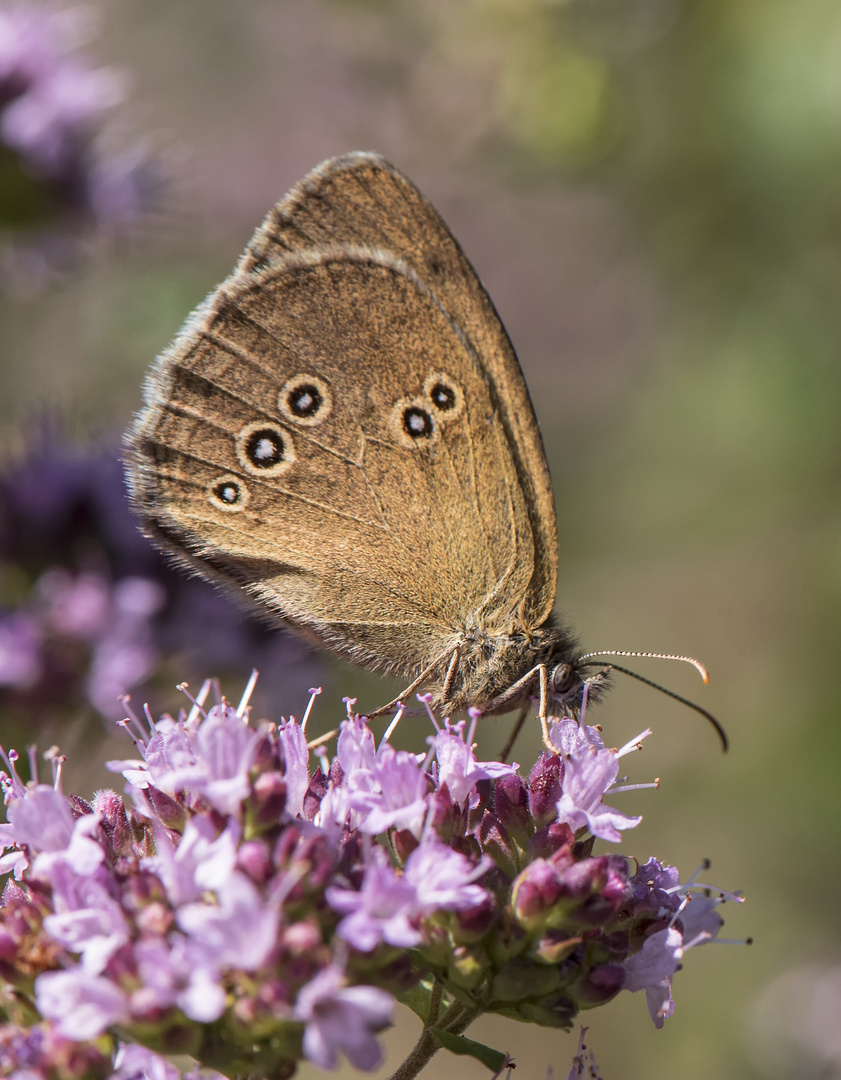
left=125, top=153, right=724, bottom=750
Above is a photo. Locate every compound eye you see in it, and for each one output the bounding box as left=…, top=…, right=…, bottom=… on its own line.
left=551, top=663, right=577, bottom=697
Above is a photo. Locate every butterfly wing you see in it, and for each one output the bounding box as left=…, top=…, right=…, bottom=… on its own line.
left=244, top=153, right=558, bottom=629
left=126, top=157, right=558, bottom=679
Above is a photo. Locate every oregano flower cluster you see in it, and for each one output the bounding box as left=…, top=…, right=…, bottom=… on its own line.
left=0, top=680, right=743, bottom=1079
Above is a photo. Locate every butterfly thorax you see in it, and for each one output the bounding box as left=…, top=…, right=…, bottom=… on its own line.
left=434, top=620, right=603, bottom=718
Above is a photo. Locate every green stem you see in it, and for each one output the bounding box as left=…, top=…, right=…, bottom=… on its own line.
left=386, top=1002, right=482, bottom=1080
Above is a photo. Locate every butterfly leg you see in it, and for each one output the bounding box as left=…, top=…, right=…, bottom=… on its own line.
left=440, top=643, right=463, bottom=711
left=480, top=665, right=556, bottom=751
left=535, top=664, right=555, bottom=751
left=366, top=641, right=461, bottom=719
left=499, top=702, right=530, bottom=763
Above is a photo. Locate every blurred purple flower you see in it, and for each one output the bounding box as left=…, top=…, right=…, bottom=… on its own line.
left=44, top=865, right=130, bottom=974
left=35, top=968, right=129, bottom=1040
left=403, top=841, right=491, bottom=912
left=294, top=965, right=394, bottom=1072
left=4, top=784, right=103, bottom=876
left=327, top=845, right=422, bottom=950
left=146, top=817, right=240, bottom=905
left=176, top=870, right=279, bottom=972
left=0, top=434, right=322, bottom=725
left=0, top=611, right=41, bottom=687
left=111, top=1043, right=183, bottom=1080
left=0, top=3, right=165, bottom=287
left=131, top=935, right=226, bottom=1024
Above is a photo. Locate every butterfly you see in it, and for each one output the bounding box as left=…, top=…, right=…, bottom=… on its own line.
left=125, top=152, right=724, bottom=751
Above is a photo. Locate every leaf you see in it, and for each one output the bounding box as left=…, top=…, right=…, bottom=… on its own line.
left=429, top=1029, right=509, bottom=1072
left=397, top=982, right=436, bottom=1023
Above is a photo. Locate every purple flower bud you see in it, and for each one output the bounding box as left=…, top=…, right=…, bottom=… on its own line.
left=91, top=790, right=133, bottom=859
left=0, top=929, right=16, bottom=963
left=391, top=828, right=419, bottom=864
left=528, top=752, right=564, bottom=827
left=302, top=770, right=328, bottom=821
left=252, top=771, right=288, bottom=825
left=451, top=894, right=496, bottom=942
left=533, top=930, right=582, bottom=964
left=512, top=859, right=565, bottom=929
left=528, top=822, right=574, bottom=862
left=143, top=786, right=187, bottom=832
left=135, top=900, right=173, bottom=938
left=494, top=774, right=533, bottom=850
left=272, top=825, right=302, bottom=871
left=237, top=839, right=273, bottom=884
left=427, top=783, right=466, bottom=842
left=576, top=962, right=626, bottom=1005
left=477, top=810, right=519, bottom=879
left=280, top=920, right=323, bottom=956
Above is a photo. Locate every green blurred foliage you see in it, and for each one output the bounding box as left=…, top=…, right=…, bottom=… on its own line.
left=3, top=0, right=841, bottom=1077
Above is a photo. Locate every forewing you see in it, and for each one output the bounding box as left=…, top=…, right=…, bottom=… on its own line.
left=243, top=152, right=558, bottom=627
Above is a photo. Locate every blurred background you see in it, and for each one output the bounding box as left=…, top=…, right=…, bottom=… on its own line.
left=2, top=1, right=840, bottom=1077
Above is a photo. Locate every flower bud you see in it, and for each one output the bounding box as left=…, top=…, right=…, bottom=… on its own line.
left=576, top=962, right=626, bottom=1006
left=144, top=785, right=187, bottom=831
left=447, top=944, right=488, bottom=990
left=93, top=789, right=134, bottom=857
left=533, top=930, right=582, bottom=965
left=528, top=752, right=564, bottom=827
left=252, top=770, right=288, bottom=825
left=452, top=896, right=497, bottom=943
left=512, top=859, right=564, bottom=930
left=238, top=839, right=273, bottom=884
left=391, top=828, right=419, bottom=864
left=528, top=822, right=573, bottom=862
left=494, top=774, right=533, bottom=849
left=478, top=810, right=518, bottom=879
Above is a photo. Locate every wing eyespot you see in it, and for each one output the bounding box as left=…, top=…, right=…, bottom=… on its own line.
left=424, top=372, right=464, bottom=421
left=207, top=474, right=250, bottom=512
left=388, top=398, right=439, bottom=450
left=279, top=374, right=332, bottom=427
left=235, top=421, right=295, bottom=477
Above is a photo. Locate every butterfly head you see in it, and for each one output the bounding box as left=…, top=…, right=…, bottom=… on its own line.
left=548, top=657, right=610, bottom=717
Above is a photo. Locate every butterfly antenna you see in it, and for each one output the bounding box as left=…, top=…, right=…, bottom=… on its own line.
left=578, top=649, right=709, bottom=683
left=577, top=651, right=728, bottom=752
